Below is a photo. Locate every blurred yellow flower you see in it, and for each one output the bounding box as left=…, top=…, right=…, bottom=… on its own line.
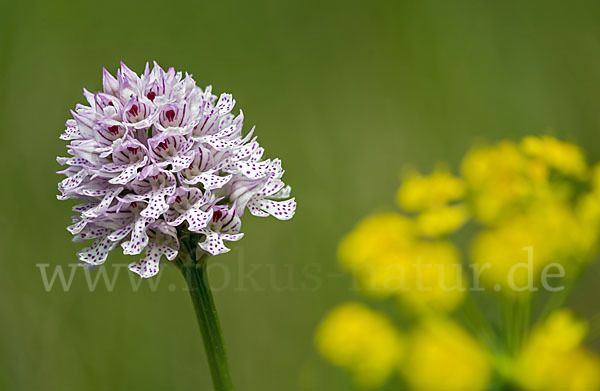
left=337, top=213, right=415, bottom=298
left=315, top=302, right=405, bottom=388
left=461, top=141, right=547, bottom=224
left=397, top=170, right=465, bottom=212
left=403, top=317, right=491, bottom=391
left=398, top=240, right=465, bottom=313
left=513, top=310, right=600, bottom=391
left=416, top=204, right=468, bottom=237
left=338, top=213, right=465, bottom=311
left=520, top=135, right=587, bottom=179
left=338, top=212, right=414, bottom=270
left=471, top=199, right=595, bottom=292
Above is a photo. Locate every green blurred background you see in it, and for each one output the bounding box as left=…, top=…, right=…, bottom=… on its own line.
left=2, top=0, right=600, bottom=390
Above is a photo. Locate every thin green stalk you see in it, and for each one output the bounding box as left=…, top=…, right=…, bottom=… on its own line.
left=588, top=313, right=600, bottom=342
left=463, top=293, right=498, bottom=349
left=513, top=296, right=527, bottom=352
left=500, top=294, right=531, bottom=357
left=520, top=295, right=531, bottom=349
left=513, top=299, right=521, bottom=353
left=457, top=306, right=484, bottom=345
left=501, top=294, right=526, bottom=356
left=500, top=295, right=513, bottom=355
left=179, top=246, right=234, bottom=391
left=538, top=266, right=581, bottom=322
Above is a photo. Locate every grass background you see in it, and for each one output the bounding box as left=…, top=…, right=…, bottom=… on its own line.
left=1, top=0, right=600, bottom=389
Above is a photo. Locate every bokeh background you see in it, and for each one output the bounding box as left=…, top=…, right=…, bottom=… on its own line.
left=2, top=0, right=600, bottom=390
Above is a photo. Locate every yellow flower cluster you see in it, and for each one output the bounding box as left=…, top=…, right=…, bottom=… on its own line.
left=403, top=317, right=491, bottom=391
left=520, top=135, right=587, bottom=178
left=315, top=302, right=405, bottom=387
left=512, top=310, right=600, bottom=391
left=318, top=135, right=600, bottom=390
left=397, top=170, right=465, bottom=211
left=338, top=212, right=465, bottom=313
left=462, top=141, right=546, bottom=224
left=462, top=136, right=588, bottom=224
left=415, top=204, right=468, bottom=238
left=471, top=198, right=596, bottom=292
left=316, top=304, right=491, bottom=390
left=397, top=170, right=468, bottom=236
left=465, top=136, right=599, bottom=291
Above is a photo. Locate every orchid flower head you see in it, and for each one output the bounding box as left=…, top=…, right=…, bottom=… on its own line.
left=57, top=62, right=296, bottom=278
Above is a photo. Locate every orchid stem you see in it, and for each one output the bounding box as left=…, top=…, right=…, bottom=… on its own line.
left=180, top=249, right=234, bottom=391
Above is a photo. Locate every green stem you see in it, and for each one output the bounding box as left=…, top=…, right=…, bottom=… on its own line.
left=500, top=295, right=513, bottom=355
left=537, top=264, right=581, bottom=323
left=500, top=294, right=531, bottom=357
left=501, top=294, right=522, bottom=356
left=588, top=313, right=600, bottom=342
left=461, top=293, right=497, bottom=350
left=180, top=249, right=234, bottom=391
left=519, top=295, right=531, bottom=350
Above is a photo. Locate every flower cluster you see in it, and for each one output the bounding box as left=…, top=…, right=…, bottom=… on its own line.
left=315, top=302, right=405, bottom=387
left=338, top=212, right=465, bottom=313
left=402, top=316, right=491, bottom=391
left=513, top=310, right=600, bottom=391
left=318, top=135, right=600, bottom=390
left=57, top=62, right=295, bottom=278
left=465, top=137, right=599, bottom=290
left=397, top=170, right=468, bottom=237
left=316, top=303, right=491, bottom=390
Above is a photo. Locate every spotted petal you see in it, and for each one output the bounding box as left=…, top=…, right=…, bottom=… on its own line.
left=78, top=236, right=118, bottom=266
left=121, top=218, right=151, bottom=255
left=248, top=198, right=296, bottom=220
left=128, top=241, right=178, bottom=278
